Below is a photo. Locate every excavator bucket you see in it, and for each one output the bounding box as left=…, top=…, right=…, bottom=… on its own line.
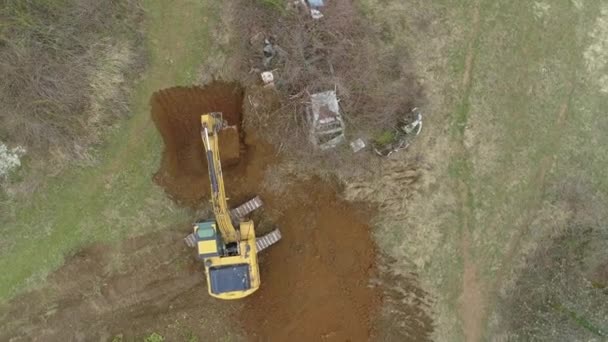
left=216, top=124, right=241, bottom=167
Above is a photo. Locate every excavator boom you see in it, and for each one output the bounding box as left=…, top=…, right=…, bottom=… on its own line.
left=200, top=114, right=237, bottom=243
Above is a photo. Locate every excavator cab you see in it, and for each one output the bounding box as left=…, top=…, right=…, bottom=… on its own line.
left=193, top=220, right=223, bottom=259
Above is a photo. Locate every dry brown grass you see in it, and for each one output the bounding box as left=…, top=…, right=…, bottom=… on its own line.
left=218, top=3, right=435, bottom=338
left=0, top=0, right=146, bottom=161
left=496, top=181, right=608, bottom=340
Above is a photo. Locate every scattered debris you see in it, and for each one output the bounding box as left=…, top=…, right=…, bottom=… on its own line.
left=403, top=108, right=423, bottom=136
left=307, top=0, right=325, bottom=19
left=350, top=138, right=366, bottom=153
left=310, top=8, right=324, bottom=19
left=0, top=143, right=26, bottom=178
left=306, top=90, right=345, bottom=150
left=291, top=0, right=325, bottom=19
left=307, top=0, right=325, bottom=6
left=373, top=107, right=423, bottom=157
left=261, top=71, right=275, bottom=87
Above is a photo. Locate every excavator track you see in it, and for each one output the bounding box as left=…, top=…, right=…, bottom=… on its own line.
left=230, top=196, right=263, bottom=222
left=184, top=233, right=197, bottom=248
left=185, top=229, right=282, bottom=252
left=185, top=196, right=270, bottom=249
left=256, top=229, right=282, bottom=253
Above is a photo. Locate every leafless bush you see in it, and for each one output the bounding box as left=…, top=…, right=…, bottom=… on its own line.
left=233, top=1, right=423, bottom=156
left=0, top=0, right=146, bottom=160
left=499, top=182, right=608, bottom=340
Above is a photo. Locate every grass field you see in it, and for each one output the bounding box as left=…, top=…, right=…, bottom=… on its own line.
left=361, top=0, right=608, bottom=340
left=0, top=0, right=217, bottom=301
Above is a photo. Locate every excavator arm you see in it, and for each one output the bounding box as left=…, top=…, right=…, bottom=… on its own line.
left=200, top=113, right=238, bottom=243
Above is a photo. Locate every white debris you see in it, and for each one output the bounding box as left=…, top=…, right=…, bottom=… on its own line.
left=373, top=107, right=423, bottom=157
left=310, top=9, right=324, bottom=19
left=307, top=0, right=325, bottom=6
left=0, top=143, right=26, bottom=178
left=261, top=71, right=275, bottom=86
left=403, top=108, right=423, bottom=135
left=350, top=138, right=366, bottom=153
left=294, top=0, right=324, bottom=19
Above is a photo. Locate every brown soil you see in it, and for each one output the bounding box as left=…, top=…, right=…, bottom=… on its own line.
left=0, top=229, right=240, bottom=341
left=1, top=82, right=381, bottom=341
left=153, top=82, right=381, bottom=340
left=151, top=82, right=246, bottom=207
left=244, top=180, right=379, bottom=341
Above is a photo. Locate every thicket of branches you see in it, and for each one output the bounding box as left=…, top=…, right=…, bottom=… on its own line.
left=500, top=182, right=608, bottom=340
left=234, top=1, right=423, bottom=154
left=0, top=0, right=145, bottom=160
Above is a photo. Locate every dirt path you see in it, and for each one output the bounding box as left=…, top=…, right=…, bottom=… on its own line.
left=454, top=1, right=485, bottom=341
left=496, top=83, right=574, bottom=277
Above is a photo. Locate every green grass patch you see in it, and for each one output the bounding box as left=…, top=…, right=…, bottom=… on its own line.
left=413, top=0, right=608, bottom=339
left=374, top=130, right=397, bottom=145
left=259, top=0, right=285, bottom=11
left=0, top=0, right=216, bottom=302
left=144, top=332, right=165, bottom=342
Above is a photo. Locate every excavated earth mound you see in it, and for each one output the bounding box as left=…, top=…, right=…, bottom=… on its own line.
left=151, top=82, right=244, bottom=207
left=243, top=180, right=380, bottom=341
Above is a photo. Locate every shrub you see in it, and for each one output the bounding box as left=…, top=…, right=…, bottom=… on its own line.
left=499, top=183, right=608, bottom=340
left=233, top=0, right=423, bottom=156
left=0, top=0, right=146, bottom=160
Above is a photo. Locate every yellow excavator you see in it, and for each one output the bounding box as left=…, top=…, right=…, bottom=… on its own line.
left=184, top=112, right=281, bottom=300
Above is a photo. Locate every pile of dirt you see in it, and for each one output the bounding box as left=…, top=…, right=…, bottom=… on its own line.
left=244, top=180, right=379, bottom=341
left=151, top=82, right=246, bottom=207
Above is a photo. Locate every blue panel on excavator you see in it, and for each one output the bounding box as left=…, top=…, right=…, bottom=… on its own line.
left=209, top=264, right=251, bottom=294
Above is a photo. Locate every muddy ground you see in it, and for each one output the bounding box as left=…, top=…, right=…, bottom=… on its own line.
left=0, top=83, right=389, bottom=341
